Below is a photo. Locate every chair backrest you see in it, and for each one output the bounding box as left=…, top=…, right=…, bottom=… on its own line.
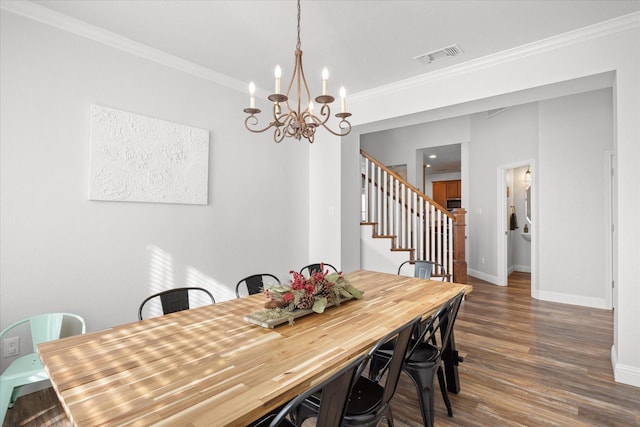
left=408, top=291, right=465, bottom=358
left=236, top=274, right=281, bottom=298
left=299, top=263, right=338, bottom=277
left=0, top=313, right=86, bottom=351
left=397, top=260, right=446, bottom=281
left=268, top=354, right=369, bottom=427
left=370, top=317, right=421, bottom=406
left=138, top=287, right=215, bottom=320
left=439, top=290, right=465, bottom=351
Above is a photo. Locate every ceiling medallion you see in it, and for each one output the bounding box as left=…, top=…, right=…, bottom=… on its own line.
left=243, top=0, right=352, bottom=143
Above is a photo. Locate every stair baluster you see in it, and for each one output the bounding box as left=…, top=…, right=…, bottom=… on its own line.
left=360, top=149, right=466, bottom=282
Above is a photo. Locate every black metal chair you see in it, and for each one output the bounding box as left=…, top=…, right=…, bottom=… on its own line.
left=138, top=287, right=215, bottom=320
left=369, top=290, right=465, bottom=427
left=235, top=273, right=281, bottom=298
left=250, top=353, right=368, bottom=427
left=398, top=259, right=446, bottom=281
left=296, top=316, right=420, bottom=427
left=299, top=262, right=338, bottom=277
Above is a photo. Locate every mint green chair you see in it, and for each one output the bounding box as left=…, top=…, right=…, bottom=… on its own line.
left=0, top=313, right=86, bottom=424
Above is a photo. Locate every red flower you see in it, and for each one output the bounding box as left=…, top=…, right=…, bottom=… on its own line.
left=283, top=292, right=294, bottom=302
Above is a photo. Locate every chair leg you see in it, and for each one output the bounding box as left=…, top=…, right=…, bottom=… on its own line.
left=403, top=364, right=438, bottom=427
left=385, top=405, right=394, bottom=427
left=436, top=365, right=453, bottom=417
left=0, top=380, right=16, bottom=425
left=9, top=384, right=24, bottom=408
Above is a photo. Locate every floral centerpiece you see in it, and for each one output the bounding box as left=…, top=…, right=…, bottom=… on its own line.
left=250, top=265, right=363, bottom=326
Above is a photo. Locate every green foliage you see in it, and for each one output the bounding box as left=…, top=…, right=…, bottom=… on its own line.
left=312, top=297, right=328, bottom=313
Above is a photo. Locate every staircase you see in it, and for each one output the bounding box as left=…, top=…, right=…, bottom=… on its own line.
left=360, top=150, right=467, bottom=283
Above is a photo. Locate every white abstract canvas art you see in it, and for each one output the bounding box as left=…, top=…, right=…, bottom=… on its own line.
left=89, top=105, right=209, bottom=205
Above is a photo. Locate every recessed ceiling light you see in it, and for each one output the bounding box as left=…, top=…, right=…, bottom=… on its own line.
left=429, top=154, right=437, bottom=159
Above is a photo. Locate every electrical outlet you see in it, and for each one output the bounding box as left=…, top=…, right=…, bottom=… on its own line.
left=3, top=336, right=19, bottom=357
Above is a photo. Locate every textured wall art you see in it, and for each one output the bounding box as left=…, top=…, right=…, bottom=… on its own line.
left=89, top=105, right=209, bottom=205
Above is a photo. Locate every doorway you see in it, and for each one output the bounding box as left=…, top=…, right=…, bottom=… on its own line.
left=497, top=160, right=535, bottom=295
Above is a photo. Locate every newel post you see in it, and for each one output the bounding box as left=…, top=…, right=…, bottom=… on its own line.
left=452, top=208, right=467, bottom=284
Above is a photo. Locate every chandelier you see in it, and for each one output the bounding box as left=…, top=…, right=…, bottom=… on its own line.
left=243, top=0, right=352, bottom=143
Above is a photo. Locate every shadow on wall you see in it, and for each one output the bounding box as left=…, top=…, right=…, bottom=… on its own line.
left=146, top=245, right=233, bottom=308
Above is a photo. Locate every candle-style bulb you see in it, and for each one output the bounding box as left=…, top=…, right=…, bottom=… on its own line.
left=274, top=65, right=282, bottom=94
left=308, top=101, right=314, bottom=113
left=249, top=81, right=256, bottom=109
left=322, top=67, right=329, bottom=95
left=339, top=86, right=346, bottom=113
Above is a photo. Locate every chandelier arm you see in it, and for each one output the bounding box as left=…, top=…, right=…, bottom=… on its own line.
left=281, top=114, right=299, bottom=139
left=304, top=125, right=316, bottom=141
left=283, top=50, right=299, bottom=115
left=244, top=115, right=278, bottom=134
left=297, top=51, right=313, bottom=113
left=306, top=104, right=331, bottom=127
left=273, top=102, right=282, bottom=121
left=272, top=102, right=290, bottom=127
left=273, top=126, right=286, bottom=143
left=317, top=118, right=352, bottom=137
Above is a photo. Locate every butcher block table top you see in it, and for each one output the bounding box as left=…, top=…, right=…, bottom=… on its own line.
left=38, top=270, right=471, bottom=426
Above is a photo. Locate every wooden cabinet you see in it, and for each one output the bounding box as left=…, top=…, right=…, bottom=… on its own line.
left=432, top=180, right=461, bottom=208
left=432, top=182, right=448, bottom=207
left=446, top=180, right=461, bottom=199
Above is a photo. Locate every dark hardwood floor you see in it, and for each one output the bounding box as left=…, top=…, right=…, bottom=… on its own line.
left=393, top=272, right=640, bottom=427
left=4, top=272, right=640, bottom=426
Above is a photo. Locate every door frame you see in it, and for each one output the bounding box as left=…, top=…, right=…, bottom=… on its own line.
left=605, top=150, right=614, bottom=309
left=497, top=159, right=536, bottom=295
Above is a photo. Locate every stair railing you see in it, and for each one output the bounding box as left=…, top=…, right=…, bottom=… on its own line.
left=361, top=149, right=467, bottom=282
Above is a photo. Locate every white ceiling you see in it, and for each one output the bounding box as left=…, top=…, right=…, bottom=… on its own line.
left=30, top=0, right=640, bottom=97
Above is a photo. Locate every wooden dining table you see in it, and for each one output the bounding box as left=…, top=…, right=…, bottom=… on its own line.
left=38, top=270, right=471, bottom=426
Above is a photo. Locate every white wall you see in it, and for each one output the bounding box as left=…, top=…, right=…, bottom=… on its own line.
left=360, top=116, right=470, bottom=188
left=342, top=19, right=639, bottom=386
left=0, top=10, right=311, bottom=347
left=537, top=89, right=613, bottom=307
left=467, top=103, right=538, bottom=282
left=359, top=224, right=408, bottom=274
left=308, top=132, right=343, bottom=269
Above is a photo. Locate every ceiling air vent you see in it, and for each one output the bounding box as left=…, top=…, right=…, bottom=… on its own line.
left=413, top=43, right=463, bottom=65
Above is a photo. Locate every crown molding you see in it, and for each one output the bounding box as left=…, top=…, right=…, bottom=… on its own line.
left=351, top=11, right=640, bottom=102
left=2, top=1, right=637, bottom=100
left=0, top=0, right=252, bottom=94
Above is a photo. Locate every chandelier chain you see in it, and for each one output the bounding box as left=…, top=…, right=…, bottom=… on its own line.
left=296, top=0, right=301, bottom=50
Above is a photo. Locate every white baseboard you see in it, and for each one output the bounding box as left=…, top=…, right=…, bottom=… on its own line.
left=467, top=269, right=501, bottom=286
left=612, top=345, right=640, bottom=387
left=512, top=264, right=531, bottom=273
left=536, top=290, right=609, bottom=309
